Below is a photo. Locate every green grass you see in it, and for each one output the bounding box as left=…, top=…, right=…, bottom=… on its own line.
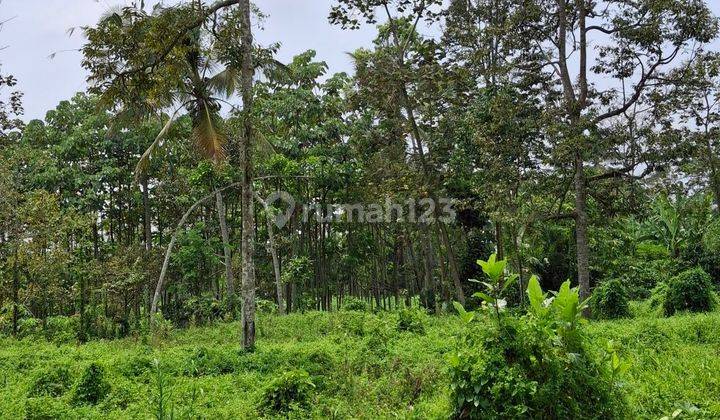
left=1, top=309, right=719, bottom=419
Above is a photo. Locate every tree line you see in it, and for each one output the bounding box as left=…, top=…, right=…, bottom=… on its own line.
left=2, top=0, right=720, bottom=348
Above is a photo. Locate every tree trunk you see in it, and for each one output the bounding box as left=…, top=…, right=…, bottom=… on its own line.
left=704, top=131, right=720, bottom=212
left=263, top=203, right=285, bottom=315
left=216, top=192, right=235, bottom=299
left=438, top=223, right=465, bottom=304
left=494, top=220, right=504, bottom=260
left=12, top=249, right=19, bottom=337
left=151, top=184, right=240, bottom=316
left=239, top=0, right=257, bottom=350
left=574, top=151, right=591, bottom=306
left=142, top=175, right=152, bottom=251
left=420, top=227, right=436, bottom=312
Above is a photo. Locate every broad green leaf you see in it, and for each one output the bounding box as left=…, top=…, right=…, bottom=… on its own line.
left=477, top=253, right=507, bottom=282
left=472, top=292, right=496, bottom=303
left=527, top=275, right=545, bottom=315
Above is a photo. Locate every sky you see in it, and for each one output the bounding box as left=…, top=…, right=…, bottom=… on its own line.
left=1, top=1, right=720, bottom=122
left=0, top=0, right=377, bottom=121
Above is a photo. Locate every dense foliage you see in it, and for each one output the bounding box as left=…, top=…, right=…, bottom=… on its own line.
left=664, top=268, right=716, bottom=315
left=591, top=279, right=631, bottom=320
left=2, top=0, right=720, bottom=417
left=0, top=310, right=719, bottom=418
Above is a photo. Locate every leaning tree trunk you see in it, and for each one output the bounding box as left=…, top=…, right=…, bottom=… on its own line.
left=216, top=192, right=235, bottom=299
left=151, top=184, right=240, bottom=316
left=574, top=151, right=591, bottom=306
left=239, top=0, right=257, bottom=350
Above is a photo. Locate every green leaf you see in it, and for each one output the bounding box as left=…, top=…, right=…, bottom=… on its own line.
left=477, top=253, right=507, bottom=282
left=453, top=301, right=475, bottom=324
left=527, top=275, right=545, bottom=315
left=553, top=280, right=580, bottom=323
left=472, top=292, right=496, bottom=303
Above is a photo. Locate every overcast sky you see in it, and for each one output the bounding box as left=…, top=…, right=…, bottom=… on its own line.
left=1, top=1, right=720, bottom=122
left=0, top=0, right=378, bottom=121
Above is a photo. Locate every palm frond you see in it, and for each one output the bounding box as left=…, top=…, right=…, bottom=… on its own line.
left=193, top=100, right=226, bottom=163
left=207, top=67, right=239, bottom=98
left=134, top=107, right=183, bottom=182
left=254, top=130, right=277, bottom=159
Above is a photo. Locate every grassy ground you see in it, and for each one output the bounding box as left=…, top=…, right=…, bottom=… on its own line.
left=1, top=309, right=719, bottom=419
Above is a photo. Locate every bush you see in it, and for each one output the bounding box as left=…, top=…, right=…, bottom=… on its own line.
left=337, top=311, right=367, bottom=336
left=621, top=258, right=674, bottom=299
left=182, top=293, right=223, bottom=325
left=183, top=346, right=237, bottom=376
left=28, top=365, right=72, bottom=397
left=119, top=355, right=154, bottom=379
left=450, top=276, right=627, bottom=419
left=258, top=369, right=315, bottom=415
left=18, top=318, right=42, bottom=339
left=73, top=362, right=110, bottom=406
left=664, top=268, right=715, bottom=316
left=591, top=279, right=631, bottom=319
left=24, top=396, right=69, bottom=420
left=341, top=297, right=368, bottom=312
left=648, top=282, right=668, bottom=310
left=397, top=308, right=426, bottom=334
left=256, top=299, right=278, bottom=315
left=449, top=317, right=625, bottom=419
left=44, top=316, right=79, bottom=344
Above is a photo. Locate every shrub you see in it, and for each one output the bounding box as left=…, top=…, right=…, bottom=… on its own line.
left=341, top=297, right=368, bottom=312
left=182, top=294, right=222, bottom=325
left=635, top=241, right=670, bottom=260
left=591, top=279, right=631, bottom=319
left=648, top=282, right=668, bottom=311
left=24, top=396, right=69, bottom=420
left=450, top=267, right=628, bottom=419
left=258, top=369, right=315, bottom=415
left=256, top=299, right=278, bottom=315
left=397, top=308, right=426, bottom=334
left=664, top=267, right=715, bottom=316
left=183, top=346, right=237, bottom=376
left=44, top=316, right=79, bottom=344
left=18, top=318, right=42, bottom=339
left=337, top=311, right=367, bottom=336
left=150, top=312, right=174, bottom=340
left=621, top=258, right=674, bottom=299
left=73, top=362, right=110, bottom=405
left=449, top=316, right=625, bottom=419
left=28, top=365, right=72, bottom=397
left=119, top=355, right=154, bottom=379
left=298, top=347, right=336, bottom=377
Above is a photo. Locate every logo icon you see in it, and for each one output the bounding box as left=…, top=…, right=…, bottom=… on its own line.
left=261, top=191, right=296, bottom=228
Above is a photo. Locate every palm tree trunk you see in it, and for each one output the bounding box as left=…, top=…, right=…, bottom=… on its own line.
left=239, top=0, right=257, bottom=349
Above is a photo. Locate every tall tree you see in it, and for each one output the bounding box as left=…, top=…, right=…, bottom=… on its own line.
left=500, top=0, right=718, bottom=301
